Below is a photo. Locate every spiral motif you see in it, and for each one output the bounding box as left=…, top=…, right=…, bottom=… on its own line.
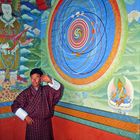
left=74, top=28, right=82, bottom=40
left=68, top=18, right=89, bottom=50
left=48, top=0, right=122, bottom=86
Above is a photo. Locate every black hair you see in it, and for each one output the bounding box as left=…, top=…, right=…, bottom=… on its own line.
left=30, top=68, right=43, bottom=76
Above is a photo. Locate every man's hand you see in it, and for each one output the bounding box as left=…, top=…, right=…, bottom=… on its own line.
left=41, top=75, right=52, bottom=84
left=25, top=116, right=34, bottom=125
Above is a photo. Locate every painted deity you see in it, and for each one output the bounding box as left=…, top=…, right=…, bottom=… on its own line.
left=111, top=80, right=130, bottom=106
left=107, top=76, right=134, bottom=115
left=0, top=3, right=32, bottom=88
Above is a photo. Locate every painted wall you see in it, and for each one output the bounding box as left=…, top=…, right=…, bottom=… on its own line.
left=0, top=0, right=140, bottom=140
left=0, top=116, right=132, bottom=140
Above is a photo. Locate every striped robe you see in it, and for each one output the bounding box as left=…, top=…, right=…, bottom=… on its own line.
left=11, top=84, right=63, bottom=140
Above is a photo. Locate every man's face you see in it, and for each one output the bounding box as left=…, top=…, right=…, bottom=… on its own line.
left=31, top=73, right=41, bottom=88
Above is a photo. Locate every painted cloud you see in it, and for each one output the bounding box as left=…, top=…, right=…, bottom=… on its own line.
left=128, top=10, right=140, bottom=23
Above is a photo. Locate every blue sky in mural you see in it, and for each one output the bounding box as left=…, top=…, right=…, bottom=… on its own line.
left=20, top=1, right=43, bottom=38
left=41, top=10, right=51, bottom=38
left=125, top=0, right=140, bottom=23
left=125, top=0, right=140, bottom=11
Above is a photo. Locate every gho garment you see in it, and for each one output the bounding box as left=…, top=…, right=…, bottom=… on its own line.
left=11, top=80, right=63, bottom=140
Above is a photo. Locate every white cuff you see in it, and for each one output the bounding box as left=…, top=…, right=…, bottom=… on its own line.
left=15, top=108, right=28, bottom=120
left=48, top=79, right=60, bottom=90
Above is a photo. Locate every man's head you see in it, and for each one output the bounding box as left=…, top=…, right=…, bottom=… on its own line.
left=30, top=68, right=43, bottom=88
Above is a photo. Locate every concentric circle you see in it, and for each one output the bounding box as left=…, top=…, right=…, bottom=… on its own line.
left=47, top=0, right=127, bottom=87
left=68, top=18, right=89, bottom=49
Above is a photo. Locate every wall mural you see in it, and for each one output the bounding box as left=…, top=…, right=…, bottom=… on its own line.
left=48, top=0, right=125, bottom=90
left=0, top=0, right=139, bottom=129
left=0, top=0, right=139, bottom=139
left=43, top=0, right=139, bottom=118
left=0, top=0, right=42, bottom=103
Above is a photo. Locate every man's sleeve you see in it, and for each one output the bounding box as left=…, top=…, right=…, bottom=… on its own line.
left=48, top=79, right=64, bottom=105
left=11, top=91, right=28, bottom=120
left=15, top=108, right=28, bottom=120
left=48, top=78, right=61, bottom=90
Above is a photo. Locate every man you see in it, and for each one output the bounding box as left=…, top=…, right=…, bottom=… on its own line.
left=11, top=68, right=63, bottom=140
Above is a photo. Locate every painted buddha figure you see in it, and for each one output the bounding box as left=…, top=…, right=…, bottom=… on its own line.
left=0, top=3, right=32, bottom=87
left=111, top=80, right=130, bottom=106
